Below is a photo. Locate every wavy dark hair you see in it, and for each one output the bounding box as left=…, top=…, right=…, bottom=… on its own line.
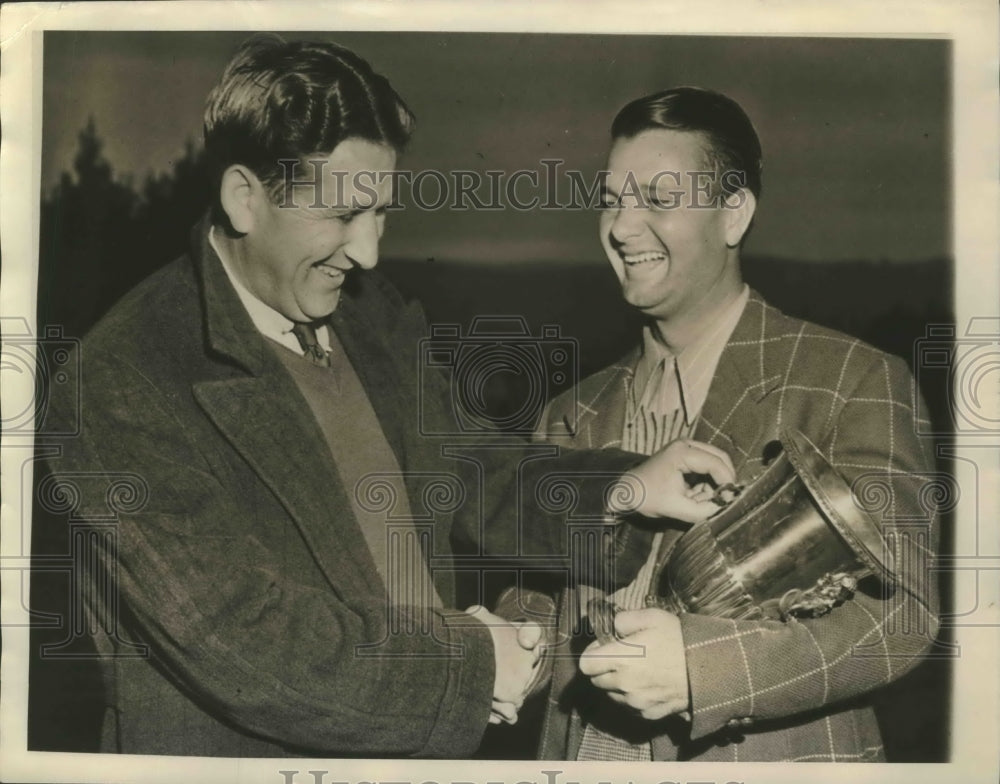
left=204, top=35, right=415, bottom=201
left=611, top=86, right=762, bottom=200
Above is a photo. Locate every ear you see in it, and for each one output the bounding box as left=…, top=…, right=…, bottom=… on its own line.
left=218, top=165, right=259, bottom=235
left=722, top=188, right=757, bottom=248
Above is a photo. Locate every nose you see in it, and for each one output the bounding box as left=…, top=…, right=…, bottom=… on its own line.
left=344, top=211, right=382, bottom=270
left=607, top=204, right=644, bottom=247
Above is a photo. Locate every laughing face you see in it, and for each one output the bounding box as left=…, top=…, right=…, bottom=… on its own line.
left=227, top=138, right=397, bottom=322
left=599, top=129, right=754, bottom=335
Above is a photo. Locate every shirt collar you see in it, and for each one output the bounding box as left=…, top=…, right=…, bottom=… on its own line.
left=632, top=284, right=750, bottom=426
left=208, top=226, right=331, bottom=355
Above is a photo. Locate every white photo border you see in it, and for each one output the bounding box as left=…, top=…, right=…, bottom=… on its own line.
left=2, top=2, right=998, bottom=784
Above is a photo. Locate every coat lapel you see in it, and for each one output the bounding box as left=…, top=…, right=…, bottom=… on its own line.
left=558, top=292, right=783, bottom=478
left=561, top=349, right=637, bottom=450
left=694, top=291, right=784, bottom=476
left=189, top=218, right=384, bottom=597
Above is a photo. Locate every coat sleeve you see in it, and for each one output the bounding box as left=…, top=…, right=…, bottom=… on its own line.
left=389, top=292, right=644, bottom=578
left=45, top=345, right=496, bottom=757
left=525, top=394, right=657, bottom=588
left=681, top=352, right=940, bottom=739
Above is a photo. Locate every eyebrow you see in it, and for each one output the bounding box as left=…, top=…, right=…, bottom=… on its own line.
left=326, top=202, right=389, bottom=217
left=323, top=191, right=392, bottom=212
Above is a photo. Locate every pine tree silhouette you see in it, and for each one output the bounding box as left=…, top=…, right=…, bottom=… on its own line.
left=38, top=120, right=209, bottom=337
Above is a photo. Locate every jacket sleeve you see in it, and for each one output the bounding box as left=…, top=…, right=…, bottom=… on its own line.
left=45, top=345, right=496, bottom=758
left=682, top=352, right=940, bottom=739
left=390, top=292, right=645, bottom=579
left=524, top=395, right=656, bottom=588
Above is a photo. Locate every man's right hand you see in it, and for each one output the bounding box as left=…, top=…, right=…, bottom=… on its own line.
left=607, top=438, right=736, bottom=523
left=465, top=605, right=541, bottom=725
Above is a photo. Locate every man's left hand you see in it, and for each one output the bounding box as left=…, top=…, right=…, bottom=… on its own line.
left=608, top=439, right=735, bottom=523
left=579, top=607, right=690, bottom=721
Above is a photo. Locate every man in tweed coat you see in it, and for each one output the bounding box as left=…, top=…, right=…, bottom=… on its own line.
left=533, top=87, right=939, bottom=761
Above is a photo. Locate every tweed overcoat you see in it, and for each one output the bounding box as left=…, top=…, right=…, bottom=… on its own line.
left=42, top=219, right=637, bottom=758
left=534, top=291, right=940, bottom=762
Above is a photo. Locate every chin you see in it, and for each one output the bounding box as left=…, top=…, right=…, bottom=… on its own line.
left=301, top=294, right=341, bottom=319
left=625, top=294, right=675, bottom=321
left=323, top=297, right=342, bottom=317
left=624, top=289, right=665, bottom=312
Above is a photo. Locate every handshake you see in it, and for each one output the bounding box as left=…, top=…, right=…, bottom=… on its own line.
left=467, top=599, right=693, bottom=727
left=464, top=602, right=549, bottom=726
left=467, top=437, right=738, bottom=727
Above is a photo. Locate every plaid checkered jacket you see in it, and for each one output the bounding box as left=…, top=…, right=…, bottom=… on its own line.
left=534, top=290, right=940, bottom=762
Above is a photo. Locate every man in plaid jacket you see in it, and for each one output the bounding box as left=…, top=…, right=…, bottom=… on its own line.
left=532, top=87, right=939, bottom=761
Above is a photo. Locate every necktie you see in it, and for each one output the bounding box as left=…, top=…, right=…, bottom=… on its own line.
left=291, top=322, right=331, bottom=367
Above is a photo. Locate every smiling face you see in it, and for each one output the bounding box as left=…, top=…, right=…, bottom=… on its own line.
left=224, top=138, right=397, bottom=322
left=599, top=129, right=754, bottom=342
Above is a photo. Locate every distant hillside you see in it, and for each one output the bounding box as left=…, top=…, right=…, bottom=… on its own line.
left=380, top=255, right=954, bottom=429
left=742, top=255, right=953, bottom=359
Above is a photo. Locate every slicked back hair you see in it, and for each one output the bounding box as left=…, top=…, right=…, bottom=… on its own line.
left=611, top=86, right=762, bottom=200
left=204, top=35, right=415, bottom=201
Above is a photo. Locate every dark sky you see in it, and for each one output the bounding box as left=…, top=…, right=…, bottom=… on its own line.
left=42, top=31, right=950, bottom=264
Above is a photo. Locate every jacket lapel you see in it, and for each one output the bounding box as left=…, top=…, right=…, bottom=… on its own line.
left=694, top=291, right=783, bottom=476
left=561, top=349, right=637, bottom=450
left=562, top=293, right=782, bottom=478
left=189, top=218, right=384, bottom=597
